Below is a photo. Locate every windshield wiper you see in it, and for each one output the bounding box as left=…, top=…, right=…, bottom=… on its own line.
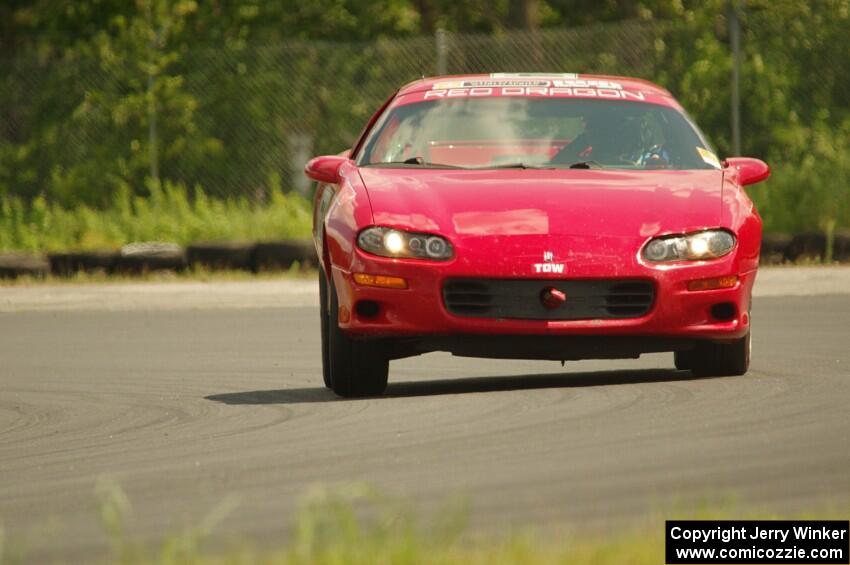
left=567, top=160, right=603, bottom=169
left=365, top=157, right=467, bottom=169
left=476, top=162, right=554, bottom=170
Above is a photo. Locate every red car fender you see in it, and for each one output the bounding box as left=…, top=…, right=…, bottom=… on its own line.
left=721, top=172, right=763, bottom=275
left=321, top=163, right=375, bottom=275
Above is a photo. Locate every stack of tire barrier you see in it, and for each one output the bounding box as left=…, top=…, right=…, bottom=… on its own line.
left=186, top=242, right=254, bottom=271
left=185, top=240, right=318, bottom=272
left=761, top=231, right=850, bottom=264
left=251, top=240, right=317, bottom=272
left=48, top=250, right=119, bottom=276
left=0, top=253, right=50, bottom=279
left=0, top=239, right=317, bottom=279
left=1, top=234, right=848, bottom=279
left=116, top=242, right=186, bottom=274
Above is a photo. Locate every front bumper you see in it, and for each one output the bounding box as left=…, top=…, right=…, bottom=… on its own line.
left=331, top=248, right=756, bottom=343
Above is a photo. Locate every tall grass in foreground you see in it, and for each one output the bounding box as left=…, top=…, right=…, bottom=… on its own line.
left=0, top=182, right=312, bottom=253
left=1, top=482, right=845, bottom=565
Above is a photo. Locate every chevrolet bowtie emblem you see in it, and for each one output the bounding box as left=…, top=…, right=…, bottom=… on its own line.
left=535, top=251, right=565, bottom=273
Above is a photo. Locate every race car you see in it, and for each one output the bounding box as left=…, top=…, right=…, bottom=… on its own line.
left=305, top=73, right=770, bottom=397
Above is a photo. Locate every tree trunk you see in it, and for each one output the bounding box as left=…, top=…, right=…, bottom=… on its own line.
left=507, top=0, right=540, bottom=30
left=413, top=0, right=437, bottom=34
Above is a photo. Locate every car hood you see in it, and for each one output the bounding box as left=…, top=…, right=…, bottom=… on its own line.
left=359, top=167, right=725, bottom=239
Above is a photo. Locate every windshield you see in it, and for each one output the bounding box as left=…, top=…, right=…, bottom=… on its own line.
left=358, top=97, right=718, bottom=170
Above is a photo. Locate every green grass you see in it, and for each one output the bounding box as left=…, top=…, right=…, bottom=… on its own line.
left=0, top=182, right=312, bottom=253
left=1, top=168, right=848, bottom=257
left=1, top=483, right=845, bottom=565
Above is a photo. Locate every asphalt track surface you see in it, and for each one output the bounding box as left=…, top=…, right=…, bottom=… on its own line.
left=1, top=280, right=849, bottom=562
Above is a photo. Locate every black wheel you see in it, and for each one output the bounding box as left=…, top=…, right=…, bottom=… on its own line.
left=326, top=278, right=388, bottom=397
left=674, top=349, right=693, bottom=370
left=690, top=332, right=751, bottom=377
left=319, top=269, right=332, bottom=389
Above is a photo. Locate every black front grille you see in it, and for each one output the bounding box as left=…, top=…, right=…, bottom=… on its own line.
left=443, top=278, right=655, bottom=320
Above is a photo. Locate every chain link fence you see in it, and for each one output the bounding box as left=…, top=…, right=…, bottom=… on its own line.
left=0, top=19, right=681, bottom=204
left=1, top=13, right=849, bottom=232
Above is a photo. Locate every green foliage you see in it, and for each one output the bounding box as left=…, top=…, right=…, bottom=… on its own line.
left=5, top=482, right=845, bottom=564
left=754, top=126, right=850, bottom=234
left=647, top=1, right=850, bottom=232
left=0, top=183, right=312, bottom=252
left=1, top=1, right=849, bottom=237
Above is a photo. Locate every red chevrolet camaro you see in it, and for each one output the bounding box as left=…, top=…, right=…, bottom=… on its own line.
left=306, top=73, right=770, bottom=397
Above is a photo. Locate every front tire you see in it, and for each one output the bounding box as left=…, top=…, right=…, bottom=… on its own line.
left=674, top=349, right=693, bottom=370
left=326, top=277, right=388, bottom=397
left=319, top=270, right=332, bottom=389
left=690, top=331, right=751, bottom=377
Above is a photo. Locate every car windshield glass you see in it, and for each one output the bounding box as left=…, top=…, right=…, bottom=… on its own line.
left=358, top=97, right=717, bottom=170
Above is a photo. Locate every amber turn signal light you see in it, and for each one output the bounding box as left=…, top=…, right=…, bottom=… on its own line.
left=353, top=273, right=408, bottom=289
left=687, top=275, right=738, bottom=291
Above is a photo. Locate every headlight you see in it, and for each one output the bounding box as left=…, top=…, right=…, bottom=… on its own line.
left=357, top=227, right=454, bottom=260
left=642, top=229, right=736, bottom=262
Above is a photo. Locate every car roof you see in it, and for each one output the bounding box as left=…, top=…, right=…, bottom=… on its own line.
left=398, top=73, right=673, bottom=98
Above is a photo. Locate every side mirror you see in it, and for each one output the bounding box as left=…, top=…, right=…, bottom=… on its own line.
left=304, top=155, right=351, bottom=184
left=724, top=157, right=770, bottom=186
